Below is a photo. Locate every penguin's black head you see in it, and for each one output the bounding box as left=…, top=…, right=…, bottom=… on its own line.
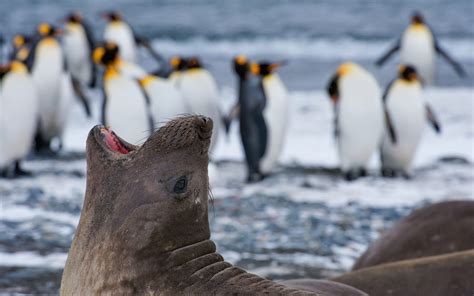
left=66, top=12, right=83, bottom=24
left=170, top=56, right=187, bottom=71
left=102, top=11, right=122, bottom=22
left=399, top=65, right=418, bottom=82
left=411, top=11, right=424, bottom=24
left=258, top=61, right=285, bottom=76
left=187, top=57, right=202, bottom=69
left=233, top=55, right=249, bottom=78
left=37, top=23, right=62, bottom=37
left=93, top=42, right=120, bottom=66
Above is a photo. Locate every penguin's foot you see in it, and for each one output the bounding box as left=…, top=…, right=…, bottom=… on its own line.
left=14, top=161, right=32, bottom=177
left=247, top=172, right=265, bottom=183
left=344, top=169, right=366, bottom=181
left=381, top=168, right=396, bottom=178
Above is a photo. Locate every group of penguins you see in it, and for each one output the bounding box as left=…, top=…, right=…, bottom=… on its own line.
left=0, top=11, right=467, bottom=182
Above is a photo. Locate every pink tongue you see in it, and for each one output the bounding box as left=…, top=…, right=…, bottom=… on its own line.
left=103, top=129, right=129, bottom=154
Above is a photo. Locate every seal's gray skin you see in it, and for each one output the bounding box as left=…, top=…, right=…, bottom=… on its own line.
left=61, top=115, right=366, bottom=296
left=234, top=60, right=268, bottom=182
left=353, top=200, right=474, bottom=270
left=334, top=250, right=474, bottom=296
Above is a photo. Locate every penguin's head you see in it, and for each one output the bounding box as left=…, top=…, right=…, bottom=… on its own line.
left=233, top=55, right=249, bottom=78
left=326, top=62, right=359, bottom=103
left=93, top=42, right=120, bottom=66
left=102, top=11, right=123, bottom=22
left=66, top=12, right=83, bottom=24
left=399, top=65, right=419, bottom=82
left=12, top=34, right=29, bottom=49
left=411, top=11, right=425, bottom=25
left=170, top=56, right=187, bottom=71
left=258, top=61, right=285, bottom=76
left=250, top=62, right=261, bottom=76
left=187, top=57, right=202, bottom=69
left=37, top=23, right=62, bottom=37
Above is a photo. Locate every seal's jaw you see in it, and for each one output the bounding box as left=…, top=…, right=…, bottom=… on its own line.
left=92, top=126, right=137, bottom=156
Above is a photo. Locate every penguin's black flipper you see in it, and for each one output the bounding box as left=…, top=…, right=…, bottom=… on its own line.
left=224, top=103, right=241, bottom=135
left=385, top=109, right=397, bottom=144
left=71, top=76, right=92, bottom=117
left=100, top=80, right=108, bottom=126
left=136, top=77, right=156, bottom=134
left=435, top=42, right=467, bottom=78
left=375, top=39, right=401, bottom=67
left=425, top=104, right=441, bottom=134
left=134, top=34, right=166, bottom=66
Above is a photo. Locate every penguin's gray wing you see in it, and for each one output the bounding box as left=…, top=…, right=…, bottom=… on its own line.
left=382, top=80, right=398, bottom=143
left=135, top=78, right=155, bottom=134
left=71, top=76, right=92, bottom=117
left=129, top=22, right=166, bottom=67
left=82, top=20, right=98, bottom=88
left=375, top=39, right=401, bottom=67
left=425, top=103, right=441, bottom=134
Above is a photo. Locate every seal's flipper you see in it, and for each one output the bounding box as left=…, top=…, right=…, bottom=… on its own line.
left=425, top=104, right=441, bottom=133
left=375, top=39, right=400, bottom=67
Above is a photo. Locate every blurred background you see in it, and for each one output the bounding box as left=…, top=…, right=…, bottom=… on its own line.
left=0, top=0, right=473, bottom=294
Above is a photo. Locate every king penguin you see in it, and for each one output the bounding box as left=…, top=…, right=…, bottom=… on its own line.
left=252, top=61, right=289, bottom=174
left=62, top=12, right=97, bottom=88
left=233, top=56, right=268, bottom=182
left=376, top=12, right=466, bottom=85
left=174, top=56, right=222, bottom=153
left=327, top=62, right=384, bottom=180
left=381, top=65, right=441, bottom=177
left=93, top=44, right=154, bottom=144
left=137, top=74, right=189, bottom=128
left=0, top=61, right=38, bottom=177
left=27, top=23, right=74, bottom=153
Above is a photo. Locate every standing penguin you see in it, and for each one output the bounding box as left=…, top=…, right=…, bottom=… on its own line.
left=327, top=62, right=384, bottom=180
left=62, top=12, right=97, bottom=88
left=233, top=56, right=268, bottom=182
left=376, top=12, right=466, bottom=85
left=102, top=11, right=165, bottom=67
left=138, top=75, right=188, bottom=127
left=381, top=65, right=441, bottom=177
left=0, top=61, right=38, bottom=177
left=174, top=57, right=222, bottom=153
left=27, top=23, right=74, bottom=152
left=93, top=44, right=154, bottom=144
left=252, top=61, right=289, bottom=174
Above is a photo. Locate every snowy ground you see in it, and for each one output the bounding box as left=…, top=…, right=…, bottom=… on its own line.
left=0, top=87, right=473, bottom=294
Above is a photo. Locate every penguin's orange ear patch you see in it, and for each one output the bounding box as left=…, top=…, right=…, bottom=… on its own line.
left=38, top=23, right=51, bottom=35
left=235, top=55, right=247, bottom=65
left=337, top=62, right=356, bottom=76
left=250, top=63, right=260, bottom=75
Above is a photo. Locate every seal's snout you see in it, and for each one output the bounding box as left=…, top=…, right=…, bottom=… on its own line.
left=196, top=116, right=213, bottom=141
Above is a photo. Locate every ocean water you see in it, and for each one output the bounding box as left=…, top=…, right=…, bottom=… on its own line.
left=0, top=0, right=473, bottom=294
left=1, top=0, right=473, bottom=89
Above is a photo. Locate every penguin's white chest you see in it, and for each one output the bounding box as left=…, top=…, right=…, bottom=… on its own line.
left=32, top=40, right=67, bottom=138
left=0, top=72, right=38, bottom=165
left=118, top=61, right=147, bottom=79
left=338, top=73, right=384, bottom=171
left=144, top=77, right=188, bottom=127
left=381, top=82, right=425, bottom=172
left=400, top=28, right=436, bottom=84
left=105, top=76, right=150, bottom=144
left=104, top=23, right=137, bottom=63
left=177, top=70, right=221, bottom=152
left=63, top=26, right=92, bottom=84
left=260, top=74, right=289, bottom=173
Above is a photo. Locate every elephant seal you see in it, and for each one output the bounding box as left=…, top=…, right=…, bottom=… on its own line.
left=61, top=115, right=366, bottom=295
left=353, top=200, right=474, bottom=270
left=334, top=250, right=474, bottom=296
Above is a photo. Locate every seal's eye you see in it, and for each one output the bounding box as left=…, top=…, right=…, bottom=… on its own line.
left=173, top=176, right=187, bottom=194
